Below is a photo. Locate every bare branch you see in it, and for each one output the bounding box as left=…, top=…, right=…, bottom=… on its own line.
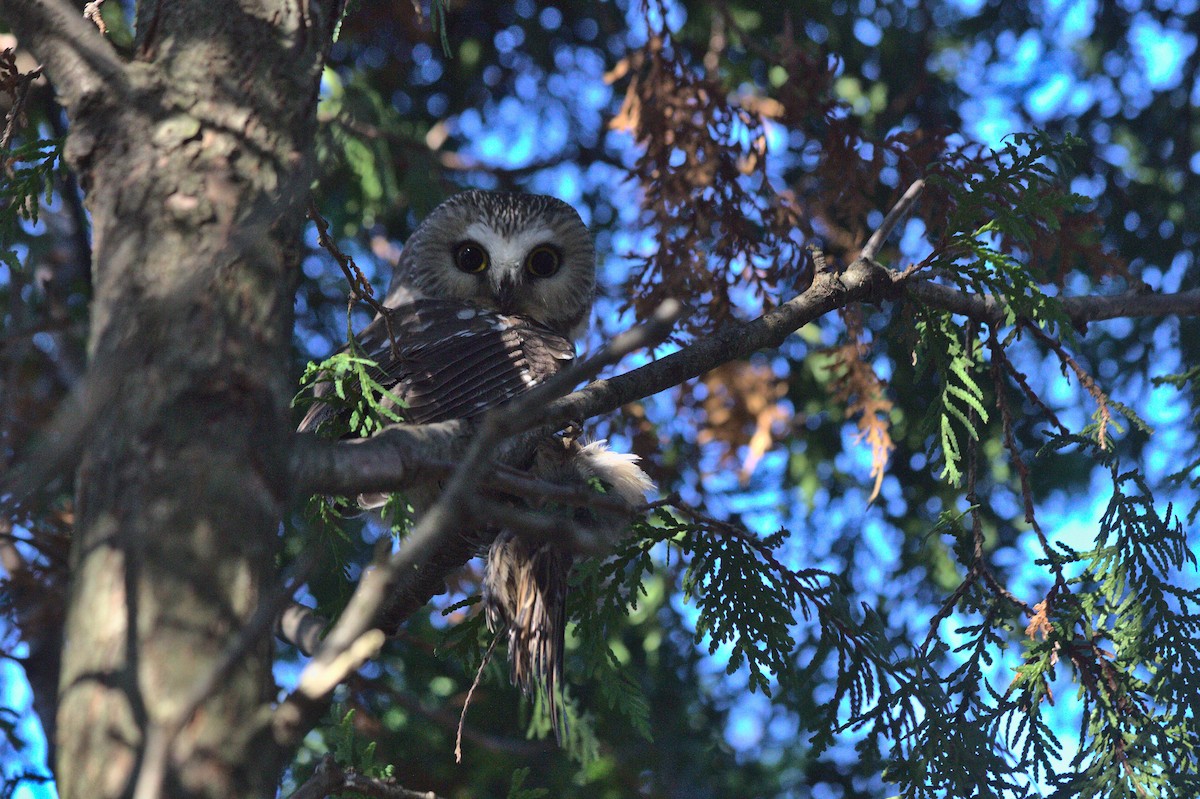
left=291, top=418, right=470, bottom=496
left=861, top=179, right=925, bottom=261
left=277, top=602, right=326, bottom=658
left=308, top=200, right=400, bottom=357
left=906, top=280, right=1200, bottom=329
left=288, top=755, right=443, bottom=799
left=539, top=258, right=894, bottom=433
left=0, top=0, right=127, bottom=110
left=274, top=301, right=684, bottom=750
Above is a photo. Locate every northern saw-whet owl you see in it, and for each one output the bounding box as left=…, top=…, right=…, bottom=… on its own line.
left=300, top=190, right=653, bottom=740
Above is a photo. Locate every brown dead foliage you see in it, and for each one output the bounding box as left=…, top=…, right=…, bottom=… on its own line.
left=691, top=361, right=790, bottom=485
left=608, top=27, right=808, bottom=334
left=827, top=310, right=894, bottom=502
left=606, top=9, right=964, bottom=334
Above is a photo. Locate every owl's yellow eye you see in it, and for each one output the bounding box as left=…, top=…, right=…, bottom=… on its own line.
left=454, top=241, right=489, bottom=273
left=525, top=245, right=561, bottom=278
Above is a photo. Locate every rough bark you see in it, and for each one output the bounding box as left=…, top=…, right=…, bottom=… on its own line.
left=1, top=1, right=339, bottom=797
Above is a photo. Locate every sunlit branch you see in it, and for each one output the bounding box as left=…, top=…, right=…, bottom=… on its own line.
left=538, top=257, right=893, bottom=432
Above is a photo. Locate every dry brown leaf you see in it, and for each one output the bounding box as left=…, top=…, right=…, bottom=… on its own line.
left=695, top=362, right=788, bottom=485
left=828, top=339, right=895, bottom=502
left=1025, top=599, right=1053, bottom=642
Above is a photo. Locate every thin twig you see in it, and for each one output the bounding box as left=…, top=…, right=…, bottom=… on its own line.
left=0, top=58, right=42, bottom=151
left=989, top=332, right=1071, bottom=438
left=1020, top=318, right=1112, bottom=446
left=861, top=179, right=924, bottom=261
left=989, top=342, right=1071, bottom=598
left=1, top=0, right=127, bottom=110
left=307, top=200, right=399, bottom=359
left=455, top=632, right=501, bottom=763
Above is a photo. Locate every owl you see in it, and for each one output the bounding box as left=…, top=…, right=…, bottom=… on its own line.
left=300, top=190, right=652, bottom=740
left=300, top=191, right=596, bottom=431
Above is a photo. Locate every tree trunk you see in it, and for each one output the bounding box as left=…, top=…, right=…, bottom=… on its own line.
left=2, top=2, right=339, bottom=796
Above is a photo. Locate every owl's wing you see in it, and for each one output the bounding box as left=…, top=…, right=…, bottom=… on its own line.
left=298, top=298, right=575, bottom=431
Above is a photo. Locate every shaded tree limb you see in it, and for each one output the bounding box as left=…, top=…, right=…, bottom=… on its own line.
left=287, top=755, right=442, bottom=799
left=0, top=0, right=128, bottom=109
left=906, top=279, right=1200, bottom=329
left=273, top=300, right=683, bottom=752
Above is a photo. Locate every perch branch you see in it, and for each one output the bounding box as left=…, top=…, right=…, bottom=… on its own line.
left=273, top=300, right=683, bottom=750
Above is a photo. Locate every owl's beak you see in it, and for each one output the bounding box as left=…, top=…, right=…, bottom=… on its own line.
left=492, top=269, right=521, bottom=314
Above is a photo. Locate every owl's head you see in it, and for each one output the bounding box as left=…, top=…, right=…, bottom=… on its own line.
left=388, top=191, right=596, bottom=338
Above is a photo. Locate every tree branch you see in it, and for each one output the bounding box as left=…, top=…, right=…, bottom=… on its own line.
left=274, top=301, right=684, bottom=752
left=291, top=262, right=893, bottom=498
left=862, top=179, right=924, bottom=261
left=538, top=257, right=894, bottom=432
left=291, top=419, right=472, bottom=496
left=906, top=280, right=1200, bottom=329
left=287, top=755, right=443, bottom=799
left=0, top=0, right=127, bottom=110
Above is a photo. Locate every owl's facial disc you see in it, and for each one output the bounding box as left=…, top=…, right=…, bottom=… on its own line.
left=458, top=220, right=563, bottom=314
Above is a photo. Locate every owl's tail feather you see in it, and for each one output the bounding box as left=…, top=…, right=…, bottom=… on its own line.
left=482, top=438, right=654, bottom=744
left=484, top=532, right=572, bottom=741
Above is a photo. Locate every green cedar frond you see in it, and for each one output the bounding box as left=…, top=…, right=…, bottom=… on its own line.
left=328, top=706, right=395, bottom=780
left=505, top=767, right=549, bottom=799
left=925, top=131, right=1081, bottom=334
left=1009, top=437, right=1200, bottom=797
left=0, top=138, right=64, bottom=245
left=570, top=521, right=662, bottom=741
left=295, top=346, right=406, bottom=437
left=572, top=509, right=900, bottom=761
left=1151, top=366, right=1200, bottom=523
left=914, top=307, right=988, bottom=484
